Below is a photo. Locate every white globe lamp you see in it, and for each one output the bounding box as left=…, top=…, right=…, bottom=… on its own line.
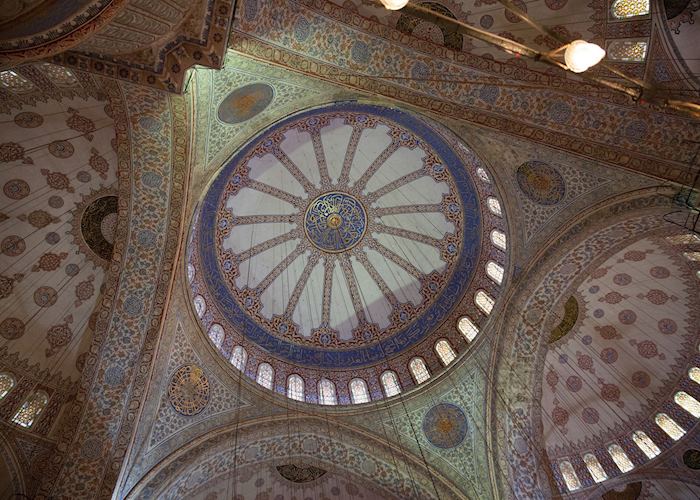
left=564, top=40, right=606, bottom=73
left=380, top=0, right=409, bottom=10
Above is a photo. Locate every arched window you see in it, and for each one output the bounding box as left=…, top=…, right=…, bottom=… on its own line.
left=491, top=229, right=506, bottom=250
left=475, top=290, right=495, bottom=315
left=486, top=261, right=504, bottom=285
left=689, top=367, right=700, bottom=384
left=187, top=263, right=195, bottom=282
left=559, top=461, right=581, bottom=491
left=39, top=63, right=78, bottom=86
left=287, top=374, right=305, bottom=402
left=674, top=391, right=700, bottom=418
left=318, top=378, right=337, bottom=405
left=256, top=363, right=274, bottom=390
left=409, top=357, right=430, bottom=384
left=632, top=430, right=660, bottom=459
left=458, top=316, right=479, bottom=341
left=208, top=324, right=224, bottom=349
left=611, top=0, right=649, bottom=19
left=684, top=251, right=700, bottom=261
left=486, top=197, right=502, bottom=217
left=380, top=371, right=401, bottom=397
left=476, top=167, right=490, bottom=183
left=435, top=339, right=457, bottom=366
left=0, top=372, right=16, bottom=400
left=12, top=390, right=49, bottom=428
left=349, top=378, right=370, bottom=404
left=608, top=444, right=634, bottom=473
left=655, top=413, right=685, bottom=441
left=607, top=40, right=648, bottom=62
left=230, top=346, right=247, bottom=371
left=0, top=70, right=35, bottom=92
left=583, top=453, right=608, bottom=483
left=194, top=295, right=206, bottom=318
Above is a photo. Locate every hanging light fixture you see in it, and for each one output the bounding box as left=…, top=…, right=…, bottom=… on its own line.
left=380, top=0, right=409, bottom=9
left=563, top=40, right=606, bottom=73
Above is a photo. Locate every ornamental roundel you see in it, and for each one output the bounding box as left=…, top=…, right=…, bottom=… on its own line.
left=217, top=82, right=274, bottom=124
left=168, top=364, right=210, bottom=416
left=189, top=102, right=506, bottom=401
left=422, top=403, right=468, bottom=449
left=516, top=160, right=566, bottom=206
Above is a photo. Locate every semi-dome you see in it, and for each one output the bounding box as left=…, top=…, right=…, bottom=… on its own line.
left=187, top=102, right=508, bottom=404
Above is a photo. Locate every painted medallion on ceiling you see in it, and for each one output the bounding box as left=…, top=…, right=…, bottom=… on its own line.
left=189, top=102, right=506, bottom=401
left=516, top=160, right=566, bottom=205
left=217, top=82, right=274, bottom=124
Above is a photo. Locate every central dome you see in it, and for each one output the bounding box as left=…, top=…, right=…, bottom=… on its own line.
left=188, top=102, right=507, bottom=403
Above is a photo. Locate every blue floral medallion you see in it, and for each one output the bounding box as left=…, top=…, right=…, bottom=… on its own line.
left=304, top=192, right=366, bottom=253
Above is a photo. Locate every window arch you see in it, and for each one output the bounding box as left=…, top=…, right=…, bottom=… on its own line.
left=611, top=0, right=649, bottom=19
left=689, top=367, right=700, bottom=384
left=380, top=371, right=401, bottom=397
left=208, top=324, right=224, bottom=349
left=318, top=378, right=337, bottom=405
left=409, top=357, right=430, bottom=384
left=435, top=339, right=457, bottom=366
left=486, top=197, right=502, bottom=217
left=349, top=378, right=370, bottom=404
left=0, top=70, right=35, bottom=93
left=583, top=453, right=608, bottom=483
left=608, top=444, right=634, bottom=472
left=491, top=229, right=506, bottom=251
left=607, top=40, right=648, bottom=62
left=486, top=261, right=504, bottom=285
left=287, top=374, right=305, bottom=402
left=194, top=295, right=206, bottom=318
left=187, top=263, right=195, bottom=282
left=256, top=363, right=274, bottom=390
left=475, top=290, right=495, bottom=315
left=655, top=413, right=685, bottom=441
left=476, top=167, right=490, bottom=183
left=632, top=430, right=660, bottom=459
left=12, top=390, right=49, bottom=428
left=674, top=391, right=700, bottom=418
left=0, top=372, right=16, bottom=400
left=230, top=346, right=247, bottom=371
left=558, top=461, right=581, bottom=491
left=457, top=316, right=479, bottom=341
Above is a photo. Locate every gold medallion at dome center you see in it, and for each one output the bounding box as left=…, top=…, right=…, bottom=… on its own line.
left=327, top=213, right=343, bottom=229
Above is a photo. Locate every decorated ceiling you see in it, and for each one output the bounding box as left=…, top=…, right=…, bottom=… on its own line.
left=0, top=2, right=699, bottom=500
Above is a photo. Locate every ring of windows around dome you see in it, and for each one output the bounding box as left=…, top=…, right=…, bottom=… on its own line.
left=186, top=102, right=509, bottom=405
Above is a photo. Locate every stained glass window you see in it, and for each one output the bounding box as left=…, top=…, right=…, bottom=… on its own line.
left=208, top=324, right=224, bottom=349
left=187, top=263, right=195, bottom=282
left=559, top=461, right=581, bottom=491
left=666, top=233, right=700, bottom=245
left=487, top=197, right=502, bottom=217
left=349, top=378, right=370, bottom=404
left=475, top=290, right=495, bottom=315
left=318, top=378, right=337, bottom=405
left=675, top=391, right=700, bottom=418
left=655, top=413, right=685, bottom=441
left=230, top=346, right=247, bottom=371
left=39, top=63, right=78, bottom=86
left=607, top=40, right=648, bottom=62
left=632, top=430, right=660, bottom=459
left=0, top=70, right=35, bottom=92
left=457, top=316, right=479, bottom=341
left=194, top=295, right=206, bottom=318
left=476, top=167, right=490, bottom=183
left=0, top=372, right=15, bottom=400
left=486, top=261, right=504, bottom=285
left=381, top=371, right=401, bottom=397
left=491, top=230, right=507, bottom=250
left=435, top=339, right=457, bottom=366
left=12, top=390, right=49, bottom=428
left=583, top=453, right=608, bottom=483
left=689, top=367, right=700, bottom=384
left=256, top=363, right=274, bottom=390
left=608, top=444, right=634, bottom=472
left=287, top=374, right=305, bottom=402
left=611, top=0, right=650, bottom=19
left=409, top=357, right=430, bottom=384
